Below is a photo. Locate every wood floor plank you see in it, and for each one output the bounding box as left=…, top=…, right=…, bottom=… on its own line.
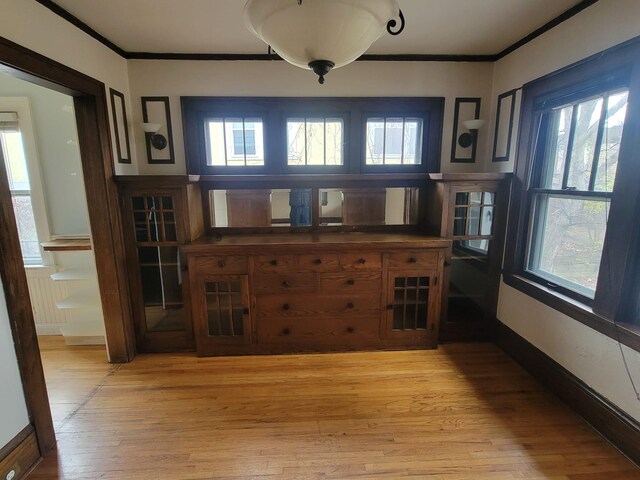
left=29, top=337, right=640, bottom=479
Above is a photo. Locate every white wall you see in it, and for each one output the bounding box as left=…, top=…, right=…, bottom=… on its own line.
left=0, top=277, right=30, bottom=448
left=0, top=74, right=90, bottom=235
left=127, top=60, right=494, bottom=175
left=491, top=0, right=640, bottom=422
left=0, top=0, right=138, bottom=175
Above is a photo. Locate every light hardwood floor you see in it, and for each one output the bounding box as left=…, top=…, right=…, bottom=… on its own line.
left=31, top=336, right=640, bottom=479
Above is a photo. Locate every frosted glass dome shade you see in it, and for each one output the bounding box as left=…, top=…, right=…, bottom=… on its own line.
left=244, top=0, right=400, bottom=82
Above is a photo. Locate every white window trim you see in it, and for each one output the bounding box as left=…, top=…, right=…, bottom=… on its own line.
left=0, top=97, right=52, bottom=266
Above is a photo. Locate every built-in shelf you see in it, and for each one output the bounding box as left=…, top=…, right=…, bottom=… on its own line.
left=56, top=295, right=101, bottom=309
left=50, top=270, right=96, bottom=281
left=41, top=237, right=92, bottom=251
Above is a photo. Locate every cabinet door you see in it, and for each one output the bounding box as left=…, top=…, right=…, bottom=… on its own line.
left=383, top=269, right=439, bottom=346
left=193, top=274, right=252, bottom=355
left=123, top=191, right=194, bottom=352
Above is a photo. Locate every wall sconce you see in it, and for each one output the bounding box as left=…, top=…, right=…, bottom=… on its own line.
left=142, top=122, right=167, bottom=150
left=458, top=119, right=485, bottom=148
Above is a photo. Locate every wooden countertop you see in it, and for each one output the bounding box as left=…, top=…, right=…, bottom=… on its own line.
left=182, top=232, right=450, bottom=254
left=41, top=237, right=92, bottom=251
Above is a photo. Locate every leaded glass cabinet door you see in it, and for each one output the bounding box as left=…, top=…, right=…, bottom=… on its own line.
left=384, top=268, right=439, bottom=347
left=194, top=275, right=251, bottom=355
left=124, top=190, right=194, bottom=352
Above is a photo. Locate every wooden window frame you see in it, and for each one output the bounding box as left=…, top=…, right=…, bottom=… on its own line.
left=182, top=97, right=444, bottom=176
left=503, top=37, right=640, bottom=353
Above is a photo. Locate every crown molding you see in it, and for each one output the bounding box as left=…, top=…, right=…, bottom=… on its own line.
left=35, top=0, right=599, bottom=63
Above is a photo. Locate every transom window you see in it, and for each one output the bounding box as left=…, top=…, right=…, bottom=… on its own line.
left=205, top=117, right=264, bottom=167
left=525, top=88, right=628, bottom=299
left=365, top=117, right=423, bottom=165
left=286, top=118, right=343, bottom=166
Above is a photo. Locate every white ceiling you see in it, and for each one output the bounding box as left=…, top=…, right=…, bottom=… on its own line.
left=50, top=0, right=585, bottom=56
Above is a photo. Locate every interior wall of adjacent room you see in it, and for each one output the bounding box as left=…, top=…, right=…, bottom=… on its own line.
left=490, top=0, right=640, bottom=422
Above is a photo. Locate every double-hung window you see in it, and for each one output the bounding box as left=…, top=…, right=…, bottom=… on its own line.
left=0, top=112, right=42, bottom=264
left=526, top=88, right=628, bottom=301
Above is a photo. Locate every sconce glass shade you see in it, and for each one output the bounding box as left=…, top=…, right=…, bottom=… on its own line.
left=244, top=0, right=399, bottom=79
left=462, top=119, right=486, bottom=130
left=142, top=122, right=161, bottom=133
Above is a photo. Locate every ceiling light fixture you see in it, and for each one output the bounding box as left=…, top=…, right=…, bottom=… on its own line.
left=244, top=0, right=405, bottom=85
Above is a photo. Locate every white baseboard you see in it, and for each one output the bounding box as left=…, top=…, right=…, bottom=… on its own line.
left=35, top=324, right=63, bottom=336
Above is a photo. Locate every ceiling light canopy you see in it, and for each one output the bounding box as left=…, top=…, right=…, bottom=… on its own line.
left=244, top=0, right=405, bottom=84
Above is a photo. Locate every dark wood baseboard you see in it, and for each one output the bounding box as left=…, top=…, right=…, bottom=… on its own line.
left=0, top=426, right=41, bottom=480
left=495, top=321, right=640, bottom=467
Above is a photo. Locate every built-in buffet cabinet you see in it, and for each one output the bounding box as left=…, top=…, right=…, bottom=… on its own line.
left=183, top=234, right=448, bottom=356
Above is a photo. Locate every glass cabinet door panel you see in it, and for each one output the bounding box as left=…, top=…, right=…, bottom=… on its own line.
left=205, top=280, right=246, bottom=338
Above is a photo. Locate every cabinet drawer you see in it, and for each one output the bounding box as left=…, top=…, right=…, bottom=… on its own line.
left=255, top=294, right=381, bottom=318
left=253, top=273, right=317, bottom=294
left=257, top=316, right=379, bottom=345
left=193, top=256, right=248, bottom=275
left=253, top=255, right=297, bottom=273
left=386, top=251, right=440, bottom=270
left=338, top=252, right=381, bottom=270
left=297, top=253, right=339, bottom=272
left=319, top=272, right=381, bottom=294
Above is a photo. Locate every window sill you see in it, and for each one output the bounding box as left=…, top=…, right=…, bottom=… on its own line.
left=503, top=273, right=640, bottom=353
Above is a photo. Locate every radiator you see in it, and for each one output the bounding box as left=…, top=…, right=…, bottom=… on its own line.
left=25, top=266, right=70, bottom=335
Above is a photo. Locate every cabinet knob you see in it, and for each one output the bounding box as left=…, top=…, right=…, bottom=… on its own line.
left=313, top=258, right=322, bottom=265
left=243, top=307, right=249, bottom=315
left=270, top=259, right=278, bottom=266
left=347, top=302, right=354, bottom=309
left=357, top=258, right=366, bottom=264
left=408, top=256, right=417, bottom=263
left=283, top=327, right=290, bottom=335
left=346, top=327, right=355, bottom=333
left=217, top=260, right=225, bottom=268
left=282, top=303, right=290, bottom=311
left=387, top=304, right=394, bottom=310
left=346, top=279, right=355, bottom=285
left=282, top=280, right=291, bottom=288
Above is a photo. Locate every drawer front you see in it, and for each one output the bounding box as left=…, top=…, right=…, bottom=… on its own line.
left=296, top=253, right=339, bottom=272
left=253, top=273, right=317, bottom=294
left=193, top=256, right=248, bottom=275
left=338, top=252, right=382, bottom=270
left=255, top=294, right=381, bottom=318
left=319, top=271, right=381, bottom=294
left=257, top=316, right=379, bottom=345
left=386, top=251, right=440, bottom=270
left=253, top=255, right=297, bottom=273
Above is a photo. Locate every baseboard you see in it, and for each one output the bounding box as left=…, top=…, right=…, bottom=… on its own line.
left=0, top=426, right=41, bottom=480
left=495, top=320, right=640, bottom=467
left=35, top=324, right=63, bottom=336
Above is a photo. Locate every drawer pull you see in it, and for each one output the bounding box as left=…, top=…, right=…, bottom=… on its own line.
left=270, top=259, right=278, bottom=266
left=282, top=303, right=290, bottom=311
left=346, top=327, right=355, bottom=333
left=346, top=279, right=355, bottom=285
left=217, top=260, right=225, bottom=268
left=357, top=258, right=366, bottom=264
left=283, top=327, right=290, bottom=335
left=408, top=256, right=417, bottom=263
left=282, top=280, right=291, bottom=288
left=313, top=258, right=322, bottom=265
left=347, top=302, right=354, bottom=309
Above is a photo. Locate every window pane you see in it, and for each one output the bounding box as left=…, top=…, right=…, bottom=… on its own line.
left=527, top=194, right=609, bottom=297
left=365, top=117, right=423, bottom=166
left=206, top=118, right=264, bottom=167
left=566, top=97, right=603, bottom=191
left=543, top=106, right=573, bottom=189
left=12, top=194, right=41, bottom=263
left=594, top=91, right=628, bottom=192
left=1, top=131, right=30, bottom=190
left=286, top=118, right=343, bottom=166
